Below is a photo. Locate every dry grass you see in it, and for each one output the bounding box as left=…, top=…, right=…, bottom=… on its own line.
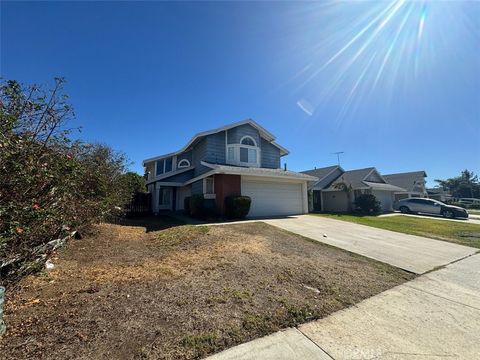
left=0, top=218, right=414, bottom=359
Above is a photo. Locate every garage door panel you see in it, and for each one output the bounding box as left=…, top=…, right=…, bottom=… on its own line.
left=241, top=179, right=303, bottom=217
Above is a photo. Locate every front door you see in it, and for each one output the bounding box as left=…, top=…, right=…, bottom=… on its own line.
left=313, top=190, right=322, bottom=212
left=158, top=187, right=173, bottom=210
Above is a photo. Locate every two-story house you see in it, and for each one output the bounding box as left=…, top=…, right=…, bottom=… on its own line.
left=143, top=119, right=317, bottom=217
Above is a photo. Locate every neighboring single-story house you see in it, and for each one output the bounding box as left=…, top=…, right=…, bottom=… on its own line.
left=143, top=119, right=318, bottom=217
left=303, top=166, right=406, bottom=213
left=383, top=171, right=428, bottom=201
left=427, top=187, right=452, bottom=202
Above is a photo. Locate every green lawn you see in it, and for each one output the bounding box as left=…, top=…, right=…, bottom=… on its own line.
left=312, top=214, right=480, bottom=248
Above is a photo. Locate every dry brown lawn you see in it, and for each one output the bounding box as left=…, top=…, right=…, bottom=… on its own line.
left=0, top=218, right=414, bottom=359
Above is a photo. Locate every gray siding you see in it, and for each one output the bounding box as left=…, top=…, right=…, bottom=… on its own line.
left=176, top=150, right=192, bottom=167
left=160, top=169, right=194, bottom=183
left=191, top=179, right=203, bottom=194
left=323, top=191, right=349, bottom=212
left=205, top=132, right=226, bottom=164
left=192, top=138, right=209, bottom=176
left=313, top=168, right=344, bottom=190
left=260, top=138, right=280, bottom=169
left=365, top=170, right=383, bottom=183
left=149, top=124, right=285, bottom=184
left=227, top=124, right=260, bottom=145
left=192, top=132, right=225, bottom=176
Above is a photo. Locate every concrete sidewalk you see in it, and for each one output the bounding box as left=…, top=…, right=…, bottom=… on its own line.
left=265, top=215, right=477, bottom=274
left=206, top=254, right=480, bottom=360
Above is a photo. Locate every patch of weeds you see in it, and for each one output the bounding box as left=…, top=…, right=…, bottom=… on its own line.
left=206, top=295, right=227, bottom=305
left=35, top=269, right=53, bottom=281
left=223, top=287, right=253, bottom=301
left=279, top=299, right=317, bottom=325
left=155, top=225, right=209, bottom=247
left=276, top=268, right=294, bottom=283
left=225, top=326, right=243, bottom=343
left=180, top=331, right=219, bottom=357
left=242, top=313, right=273, bottom=333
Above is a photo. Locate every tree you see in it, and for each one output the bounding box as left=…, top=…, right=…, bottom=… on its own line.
left=1, top=78, right=132, bottom=283
left=435, top=170, right=480, bottom=198
left=118, top=172, right=147, bottom=202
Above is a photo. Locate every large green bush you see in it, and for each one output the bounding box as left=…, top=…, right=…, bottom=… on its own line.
left=353, top=194, right=381, bottom=215
left=0, top=78, right=132, bottom=284
left=225, top=196, right=251, bottom=219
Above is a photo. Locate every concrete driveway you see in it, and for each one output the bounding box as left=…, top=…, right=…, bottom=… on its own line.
left=265, top=215, right=477, bottom=274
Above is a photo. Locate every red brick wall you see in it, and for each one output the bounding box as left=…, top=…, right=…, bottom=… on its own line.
left=214, top=174, right=241, bottom=215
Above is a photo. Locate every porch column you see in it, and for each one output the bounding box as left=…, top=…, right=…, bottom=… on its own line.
left=153, top=184, right=160, bottom=214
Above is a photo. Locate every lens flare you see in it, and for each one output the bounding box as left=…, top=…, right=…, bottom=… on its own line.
left=288, top=0, right=478, bottom=124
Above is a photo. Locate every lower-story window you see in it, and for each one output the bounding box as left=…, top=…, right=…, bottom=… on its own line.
left=203, top=177, right=216, bottom=199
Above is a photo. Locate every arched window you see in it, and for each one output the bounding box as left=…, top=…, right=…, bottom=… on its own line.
left=226, top=135, right=260, bottom=167
left=177, top=159, right=190, bottom=168
left=240, top=136, right=256, bottom=147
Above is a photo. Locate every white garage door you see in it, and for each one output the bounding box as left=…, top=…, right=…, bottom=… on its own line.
left=241, top=179, right=304, bottom=217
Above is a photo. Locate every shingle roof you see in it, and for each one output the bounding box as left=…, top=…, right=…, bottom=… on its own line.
left=383, top=171, right=427, bottom=193
left=201, top=162, right=318, bottom=181
left=363, top=181, right=407, bottom=192
left=328, top=167, right=377, bottom=189
left=301, top=165, right=340, bottom=180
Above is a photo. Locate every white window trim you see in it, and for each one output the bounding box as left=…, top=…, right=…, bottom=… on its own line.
left=226, top=139, right=261, bottom=168
left=203, top=177, right=216, bottom=199
left=155, top=157, right=174, bottom=176
left=240, top=135, right=257, bottom=147
left=177, top=159, right=191, bottom=168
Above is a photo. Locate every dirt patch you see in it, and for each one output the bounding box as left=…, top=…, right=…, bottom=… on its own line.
left=0, top=219, right=414, bottom=359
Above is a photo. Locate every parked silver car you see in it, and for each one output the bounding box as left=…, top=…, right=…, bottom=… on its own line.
left=394, top=198, right=469, bottom=219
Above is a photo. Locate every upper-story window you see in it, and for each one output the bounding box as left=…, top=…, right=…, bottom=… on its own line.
left=156, top=157, right=173, bottom=176
left=226, top=135, right=260, bottom=167
left=177, top=159, right=191, bottom=168
left=241, top=136, right=255, bottom=146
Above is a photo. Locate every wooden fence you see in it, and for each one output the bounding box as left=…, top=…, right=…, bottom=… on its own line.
left=125, top=192, right=152, bottom=217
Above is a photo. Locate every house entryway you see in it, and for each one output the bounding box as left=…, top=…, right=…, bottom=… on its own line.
left=312, top=190, right=322, bottom=212
left=158, top=187, right=174, bottom=211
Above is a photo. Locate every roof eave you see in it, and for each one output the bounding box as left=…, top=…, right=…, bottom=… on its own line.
left=201, top=161, right=318, bottom=181
left=143, top=119, right=285, bottom=165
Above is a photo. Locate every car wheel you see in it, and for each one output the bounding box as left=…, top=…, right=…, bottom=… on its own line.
left=442, top=209, right=455, bottom=219
left=399, top=206, right=410, bottom=214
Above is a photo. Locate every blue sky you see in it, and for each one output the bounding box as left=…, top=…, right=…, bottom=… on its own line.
left=2, top=1, right=479, bottom=186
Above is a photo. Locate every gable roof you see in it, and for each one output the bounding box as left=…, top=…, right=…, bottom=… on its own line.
left=329, top=167, right=379, bottom=189
left=323, top=167, right=404, bottom=192
left=301, top=165, right=341, bottom=180
left=143, top=119, right=289, bottom=165
left=383, top=171, right=427, bottom=193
